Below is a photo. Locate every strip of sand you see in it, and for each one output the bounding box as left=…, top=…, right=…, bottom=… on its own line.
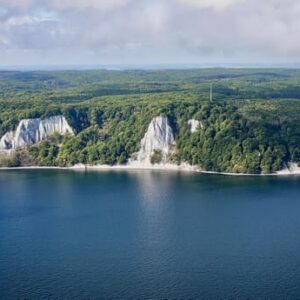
left=1, top=162, right=300, bottom=176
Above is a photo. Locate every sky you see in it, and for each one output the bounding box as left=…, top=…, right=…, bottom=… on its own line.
left=0, top=0, right=299, bottom=66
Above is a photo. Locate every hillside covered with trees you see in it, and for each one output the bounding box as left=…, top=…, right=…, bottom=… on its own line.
left=1, top=68, right=300, bottom=174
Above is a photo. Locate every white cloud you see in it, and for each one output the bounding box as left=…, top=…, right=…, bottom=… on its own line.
left=176, top=0, right=244, bottom=11
left=47, top=0, right=129, bottom=12
left=0, top=0, right=300, bottom=65
left=3, top=16, right=32, bottom=27
left=0, top=0, right=34, bottom=11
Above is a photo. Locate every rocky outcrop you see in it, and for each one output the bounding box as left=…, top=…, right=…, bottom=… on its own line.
left=277, top=162, right=300, bottom=175
left=0, top=115, right=74, bottom=151
left=188, top=119, right=203, bottom=133
left=131, top=116, right=175, bottom=165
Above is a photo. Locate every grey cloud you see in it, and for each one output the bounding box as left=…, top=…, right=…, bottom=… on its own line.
left=176, top=0, right=245, bottom=12
left=47, top=0, right=130, bottom=12
left=0, top=0, right=299, bottom=65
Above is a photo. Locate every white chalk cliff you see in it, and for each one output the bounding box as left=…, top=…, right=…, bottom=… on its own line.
left=277, top=162, right=300, bottom=175
left=131, top=116, right=175, bottom=165
left=0, top=115, right=74, bottom=151
left=188, top=119, right=203, bottom=133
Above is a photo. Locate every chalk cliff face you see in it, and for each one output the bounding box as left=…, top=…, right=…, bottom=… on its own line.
left=277, top=162, right=300, bottom=175
left=188, top=119, right=203, bottom=133
left=0, top=115, right=74, bottom=151
left=133, top=116, right=175, bottom=165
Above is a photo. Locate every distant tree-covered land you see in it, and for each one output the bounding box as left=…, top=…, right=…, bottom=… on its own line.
left=0, top=68, right=300, bottom=174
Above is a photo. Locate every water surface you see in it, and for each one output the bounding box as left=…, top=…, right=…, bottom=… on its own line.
left=1, top=170, right=300, bottom=299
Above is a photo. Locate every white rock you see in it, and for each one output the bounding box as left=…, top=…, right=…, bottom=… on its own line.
left=277, top=162, right=300, bottom=175
left=131, top=116, right=175, bottom=165
left=188, top=119, right=203, bottom=133
left=0, top=131, right=14, bottom=150
left=0, top=115, right=74, bottom=151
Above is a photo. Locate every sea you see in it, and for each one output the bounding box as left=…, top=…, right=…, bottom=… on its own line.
left=1, top=170, right=300, bottom=299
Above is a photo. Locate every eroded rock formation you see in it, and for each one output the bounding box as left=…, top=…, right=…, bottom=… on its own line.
left=132, top=116, right=175, bottom=165
left=0, top=115, right=74, bottom=151
left=188, top=119, right=203, bottom=133
left=277, top=162, right=300, bottom=175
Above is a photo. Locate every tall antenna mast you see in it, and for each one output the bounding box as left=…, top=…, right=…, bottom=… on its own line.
left=210, top=83, right=213, bottom=102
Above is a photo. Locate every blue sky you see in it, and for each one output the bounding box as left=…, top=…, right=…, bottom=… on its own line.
left=0, top=0, right=299, bottom=66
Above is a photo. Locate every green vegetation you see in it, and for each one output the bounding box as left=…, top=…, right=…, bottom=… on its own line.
left=1, top=68, right=300, bottom=174
left=151, top=150, right=163, bottom=165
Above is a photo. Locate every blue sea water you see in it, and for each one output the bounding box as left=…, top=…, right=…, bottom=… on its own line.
left=0, top=170, right=300, bottom=299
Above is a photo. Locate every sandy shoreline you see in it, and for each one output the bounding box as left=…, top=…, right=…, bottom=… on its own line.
left=0, top=163, right=300, bottom=176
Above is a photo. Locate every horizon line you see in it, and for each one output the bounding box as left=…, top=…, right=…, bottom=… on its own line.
left=1, top=62, right=300, bottom=71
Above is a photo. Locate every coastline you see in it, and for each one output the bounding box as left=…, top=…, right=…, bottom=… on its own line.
left=1, top=163, right=300, bottom=176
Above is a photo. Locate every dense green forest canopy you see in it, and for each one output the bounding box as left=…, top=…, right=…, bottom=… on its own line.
left=0, top=68, right=300, bottom=173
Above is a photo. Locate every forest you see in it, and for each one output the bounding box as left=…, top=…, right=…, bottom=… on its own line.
left=0, top=68, right=300, bottom=174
